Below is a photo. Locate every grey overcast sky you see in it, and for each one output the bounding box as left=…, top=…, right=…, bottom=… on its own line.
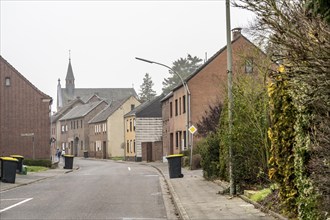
left=0, top=1, right=255, bottom=112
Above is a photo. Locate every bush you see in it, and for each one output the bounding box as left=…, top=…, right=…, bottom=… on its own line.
left=23, top=159, right=52, bottom=168
left=191, top=154, right=202, bottom=170
left=182, top=156, right=189, bottom=167
left=197, top=134, right=221, bottom=179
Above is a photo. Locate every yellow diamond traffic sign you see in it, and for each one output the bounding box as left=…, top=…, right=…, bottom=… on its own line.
left=189, top=125, right=197, bottom=134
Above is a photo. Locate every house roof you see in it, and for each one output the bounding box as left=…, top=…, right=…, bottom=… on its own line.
left=0, top=56, right=53, bottom=101
left=51, top=98, right=85, bottom=123
left=61, top=88, right=137, bottom=105
left=59, top=100, right=107, bottom=121
left=160, top=91, right=173, bottom=102
left=88, top=96, right=136, bottom=124
left=125, top=94, right=164, bottom=118
left=161, top=34, right=256, bottom=102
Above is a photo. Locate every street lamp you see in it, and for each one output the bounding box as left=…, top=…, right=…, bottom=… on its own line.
left=135, top=57, right=192, bottom=165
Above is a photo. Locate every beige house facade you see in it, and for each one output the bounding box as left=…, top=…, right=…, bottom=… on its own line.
left=59, top=100, right=108, bottom=157
left=89, top=96, right=140, bottom=158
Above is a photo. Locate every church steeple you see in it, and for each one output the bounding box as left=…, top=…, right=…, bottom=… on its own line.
left=65, top=52, right=75, bottom=98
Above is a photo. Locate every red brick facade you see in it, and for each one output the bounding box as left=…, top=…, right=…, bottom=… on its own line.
left=0, top=56, right=52, bottom=159
left=162, top=34, right=268, bottom=155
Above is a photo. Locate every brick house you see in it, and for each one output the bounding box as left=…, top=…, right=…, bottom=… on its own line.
left=0, top=56, right=52, bottom=159
left=124, top=95, right=164, bottom=162
left=59, top=100, right=108, bottom=157
left=89, top=95, right=140, bottom=159
left=162, top=29, right=269, bottom=155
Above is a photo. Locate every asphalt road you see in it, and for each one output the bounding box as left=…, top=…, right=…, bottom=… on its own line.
left=0, top=159, right=173, bottom=219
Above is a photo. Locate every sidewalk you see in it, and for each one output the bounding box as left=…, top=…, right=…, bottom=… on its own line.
left=0, top=160, right=78, bottom=192
left=148, top=162, right=277, bottom=220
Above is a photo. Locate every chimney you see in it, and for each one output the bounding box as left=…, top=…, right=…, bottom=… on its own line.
left=232, top=27, right=242, bottom=40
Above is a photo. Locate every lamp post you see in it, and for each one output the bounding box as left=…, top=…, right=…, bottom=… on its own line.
left=135, top=57, right=191, bottom=161
left=226, top=0, right=235, bottom=196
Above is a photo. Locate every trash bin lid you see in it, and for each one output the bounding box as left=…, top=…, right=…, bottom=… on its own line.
left=0, top=157, right=18, bottom=162
left=10, top=154, right=24, bottom=158
left=166, top=154, right=184, bottom=159
left=64, top=154, right=74, bottom=157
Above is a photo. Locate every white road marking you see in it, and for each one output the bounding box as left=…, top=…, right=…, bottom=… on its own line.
left=0, top=198, right=33, bottom=213
left=128, top=167, right=131, bottom=171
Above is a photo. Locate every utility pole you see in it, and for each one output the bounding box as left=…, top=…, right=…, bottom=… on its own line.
left=226, top=0, right=235, bottom=196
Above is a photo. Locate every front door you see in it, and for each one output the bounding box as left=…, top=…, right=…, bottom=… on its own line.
left=170, top=133, right=174, bottom=155
left=103, top=141, right=106, bottom=159
left=74, top=138, right=79, bottom=156
left=147, top=142, right=152, bottom=162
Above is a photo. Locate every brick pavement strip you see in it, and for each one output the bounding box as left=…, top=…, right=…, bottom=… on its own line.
left=170, top=174, right=275, bottom=220
left=150, top=162, right=278, bottom=220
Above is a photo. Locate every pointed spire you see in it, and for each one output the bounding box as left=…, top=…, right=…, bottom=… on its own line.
left=66, top=50, right=74, bottom=81
left=65, top=51, right=75, bottom=99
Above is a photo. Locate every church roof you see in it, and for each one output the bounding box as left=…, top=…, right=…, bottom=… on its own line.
left=60, top=87, right=137, bottom=106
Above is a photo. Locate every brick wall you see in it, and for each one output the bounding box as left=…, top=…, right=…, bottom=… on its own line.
left=162, top=36, right=268, bottom=155
left=0, top=56, right=52, bottom=159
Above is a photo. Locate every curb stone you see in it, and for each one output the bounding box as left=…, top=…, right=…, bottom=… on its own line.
left=148, top=164, right=190, bottom=220
left=239, top=195, right=288, bottom=220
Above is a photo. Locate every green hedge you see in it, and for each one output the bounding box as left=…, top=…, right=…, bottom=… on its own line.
left=23, top=159, right=52, bottom=168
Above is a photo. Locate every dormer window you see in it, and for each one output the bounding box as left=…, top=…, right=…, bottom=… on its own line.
left=5, top=77, right=11, bottom=86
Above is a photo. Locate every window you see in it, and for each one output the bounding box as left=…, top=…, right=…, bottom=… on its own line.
left=127, top=141, right=129, bottom=153
left=182, top=95, right=186, bottom=113
left=133, top=140, right=136, bottom=153
left=130, top=119, right=132, bottom=131
left=183, top=131, right=187, bottom=149
left=178, top=131, right=182, bottom=150
left=131, top=104, right=135, bottom=110
left=5, top=77, right=11, bottom=86
left=80, top=141, right=83, bottom=150
left=61, top=125, right=65, bottom=133
left=175, top=99, right=178, bottom=116
left=179, top=97, right=181, bottom=115
left=175, top=132, right=179, bottom=149
left=130, top=140, right=132, bottom=153
left=170, top=102, right=173, bottom=118
left=133, top=119, right=136, bottom=131
left=65, top=125, right=68, bottom=131
left=245, top=58, right=253, bottom=74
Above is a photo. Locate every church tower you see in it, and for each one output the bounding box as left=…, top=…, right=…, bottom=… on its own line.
left=57, top=78, right=63, bottom=110
left=65, top=56, right=75, bottom=99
